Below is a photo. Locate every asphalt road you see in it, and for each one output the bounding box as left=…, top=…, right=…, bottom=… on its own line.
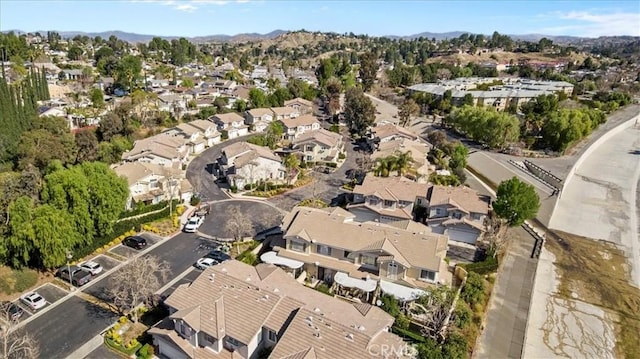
left=24, top=296, right=118, bottom=359
left=24, top=232, right=220, bottom=359
left=198, top=199, right=284, bottom=239
left=186, top=134, right=253, bottom=202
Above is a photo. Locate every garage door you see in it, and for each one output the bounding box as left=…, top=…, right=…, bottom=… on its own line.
left=447, top=228, right=479, bottom=245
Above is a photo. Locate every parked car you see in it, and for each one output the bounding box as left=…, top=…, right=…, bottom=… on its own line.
left=123, top=235, right=147, bottom=249
left=195, top=257, right=218, bottom=270
left=183, top=216, right=204, bottom=233
left=57, top=266, right=93, bottom=286
left=0, top=301, right=24, bottom=321
left=206, top=250, right=231, bottom=263
left=20, top=292, right=47, bottom=310
left=79, top=260, right=103, bottom=275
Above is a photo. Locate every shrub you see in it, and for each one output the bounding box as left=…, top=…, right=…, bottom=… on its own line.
left=118, top=200, right=179, bottom=220
left=395, top=314, right=410, bottom=330
left=461, top=272, right=486, bottom=306
left=137, top=343, right=155, bottom=359
left=190, top=195, right=201, bottom=206
left=338, top=152, right=346, bottom=160
left=119, top=316, right=129, bottom=324
left=315, top=283, right=332, bottom=296
left=238, top=252, right=258, bottom=266
left=453, top=301, right=473, bottom=329
left=461, top=256, right=498, bottom=275
left=0, top=268, right=38, bottom=295
left=230, top=185, right=238, bottom=193
left=244, top=184, right=253, bottom=190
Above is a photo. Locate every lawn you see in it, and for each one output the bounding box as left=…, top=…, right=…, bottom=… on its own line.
left=0, top=265, right=40, bottom=299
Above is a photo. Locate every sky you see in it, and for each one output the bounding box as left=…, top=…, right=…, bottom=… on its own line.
left=1, top=0, right=639, bottom=38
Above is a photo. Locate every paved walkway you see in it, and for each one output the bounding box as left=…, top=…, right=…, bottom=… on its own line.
left=474, top=226, right=537, bottom=359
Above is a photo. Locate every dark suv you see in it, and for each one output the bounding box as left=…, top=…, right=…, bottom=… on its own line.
left=123, top=235, right=147, bottom=250
left=206, top=250, right=231, bottom=263
left=0, top=301, right=24, bottom=321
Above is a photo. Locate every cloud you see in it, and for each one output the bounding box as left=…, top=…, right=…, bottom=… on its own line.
left=131, top=0, right=252, bottom=12
left=539, top=10, right=640, bottom=37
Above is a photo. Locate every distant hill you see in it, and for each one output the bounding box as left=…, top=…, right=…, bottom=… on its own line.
left=3, top=29, right=636, bottom=45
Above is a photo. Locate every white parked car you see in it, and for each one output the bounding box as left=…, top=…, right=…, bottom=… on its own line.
left=80, top=260, right=103, bottom=275
left=183, top=216, right=204, bottom=233
left=20, top=292, right=47, bottom=310
left=195, top=257, right=218, bottom=270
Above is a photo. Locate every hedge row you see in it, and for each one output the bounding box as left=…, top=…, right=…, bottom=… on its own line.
left=75, top=207, right=172, bottom=259
left=391, top=326, right=426, bottom=343
left=460, top=256, right=499, bottom=275
left=118, top=199, right=180, bottom=220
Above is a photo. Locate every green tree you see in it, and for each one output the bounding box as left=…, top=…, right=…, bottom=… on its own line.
left=32, top=204, right=83, bottom=269
left=78, top=162, right=129, bottom=236
left=114, top=55, right=142, bottom=90
left=67, top=46, right=83, bottom=60
left=180, top=78, right=194, bottom=88
left=268, top=87, right=293, bottom=107
left=344, top=87, right=375, bottom=137
left=358, top=51, right=379, bottom=91
left=4, top=196, right=37, bottom=267
left=234, top=99, right=247, bottom=112
left=493, top=177, right=540, bottom=226
left=89, top=88, right=104, bottom=108
left=249, top=88, right=268, bottom=108
left=283, top=154, right=300, bottom=184
left=74, top=128, right=99, bottom=163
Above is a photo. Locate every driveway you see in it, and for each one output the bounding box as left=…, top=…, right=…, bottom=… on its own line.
left=186, top=134, right=253, bottom=202
left=198, top=199, right=284, bottom=239
left=267, top=133, right=359, bottom=211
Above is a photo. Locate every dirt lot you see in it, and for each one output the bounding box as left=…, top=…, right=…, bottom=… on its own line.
left=545, top=231, right=640, bottom=358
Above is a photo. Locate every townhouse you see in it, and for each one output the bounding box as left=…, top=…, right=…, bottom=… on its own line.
left=210, top=113, right=249, bottom=139
left=244, top=108, right=274, bottom=133
left=291, top=128, right=344, bottom=164
left=264, top=206, right=450, bottom=303
left=163, top=120, right=222, bottom=154
left=284, top=97, right=314, bottom=114
left=425, top=185, right=490, bottom=245
left=112, top=162, right=184, bottom=209
left=219, top=141, right=285, bottom=188
left=348, top=176, right=430, bottom=225
left=371, top=124, right=420, bottom=144
left=121, top=134, right=188, bottom=168
left=270, top=106, right=300, bottom=121
left=280, top=114, right=321, bottom=140
left=150, top=260, right=408, bottom=359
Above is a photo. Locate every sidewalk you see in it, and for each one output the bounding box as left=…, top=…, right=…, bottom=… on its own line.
left=473, top=226, right=538, bottom=359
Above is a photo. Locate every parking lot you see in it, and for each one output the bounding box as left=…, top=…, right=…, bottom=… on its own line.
left=13, top=283, right=69, bottom=320
left=161, top=269, right=201, bottom=298
left=108, top=232, right=163, bottom=258
left=86, top=254, right=122, bottom=274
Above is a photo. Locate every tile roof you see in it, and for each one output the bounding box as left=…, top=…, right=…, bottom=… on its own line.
left=280, top=114, right=319, bottom=129
left=285, top=98, right=313, bottom=108
left=270, top=308, right=407, bottom=359
left=428, top=185, right=490, bottom=215
left=211, top=112, right=244, bottom=124
left=123, top=134, right=186, bottom=161
left=292, top=129, right=342, bottom=148
left=221, top=141, right=281, bottom=167
left=372, top=138, right=430, bottom=166
left=353, top=176, right=430, bottom=202
left=112, top=162, right=180, bottom=186
left=246, top=108, right=274, bottom=117
left=271, top=107, right=299, bottom=116
left=158, top=261, right=400, bottom=357
left=282, top=207, right=447, bottom=271
left=372, top=124, right=419, bottom=141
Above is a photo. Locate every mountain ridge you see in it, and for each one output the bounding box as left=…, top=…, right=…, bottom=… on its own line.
left=3, top=29, right=637, bottom=44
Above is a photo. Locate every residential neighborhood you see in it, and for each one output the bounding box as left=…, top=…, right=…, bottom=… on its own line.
left=0, top=4, right=639, bottom=359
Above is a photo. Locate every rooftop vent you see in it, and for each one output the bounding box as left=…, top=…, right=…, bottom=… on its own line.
left=209, top=274, right=215, bottom=282
left=345, top=333, right=354, bottom=341
left=358, top=325, right=366, bottom=331
left=273, top=288, right=280, bottom=293
left=306, top=316, right=313, bottom=322
left=313, top=307, right=321, bottom=313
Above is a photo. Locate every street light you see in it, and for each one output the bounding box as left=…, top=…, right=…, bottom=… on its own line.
left=65, top=249, right=74, bottom=291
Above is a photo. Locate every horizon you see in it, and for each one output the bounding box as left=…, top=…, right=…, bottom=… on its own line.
left=1, top=0, right=639, bottom=38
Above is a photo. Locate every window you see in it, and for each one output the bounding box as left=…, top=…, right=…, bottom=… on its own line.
left=268, top=329, right=277, bottom=342
left=383, top=200, right=395, bottom=208
left=225, top=336, right=241, bottom=349
left=306, top=155, right=313, bottom=161
left=149, top=178, right=158, bottom=189
left=361, top=255, right=376, bottom=266
left=205, top=334, right=215, bottom=343
left=420, top=270, right=436, bottom=282
left=317, top=245, right=332, bottom=256
left=306, top=145, right=314, bottom=152
left=343, top=251, right=351, bottom=259
left=290, top=241, right=306, bottom=253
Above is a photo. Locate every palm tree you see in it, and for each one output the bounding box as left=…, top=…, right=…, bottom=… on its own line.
left=283, top=154, right=300, bottom=184
left=395, top=151, right=412, bottom=176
